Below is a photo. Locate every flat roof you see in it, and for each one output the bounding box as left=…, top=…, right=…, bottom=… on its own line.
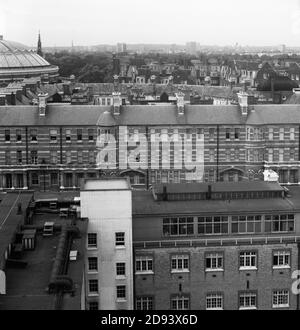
left=0, top=192, right=33, bottom=268
left=0, top=209, right=87, bottom=310
left=153, top=181, right=284, bottom=194
left=133, top=185, right=300, bottom=216
left=82, top=177, right=130, bottom=191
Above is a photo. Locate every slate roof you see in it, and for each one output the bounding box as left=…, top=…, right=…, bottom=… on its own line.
left=1, top=103, right=300, bottom=126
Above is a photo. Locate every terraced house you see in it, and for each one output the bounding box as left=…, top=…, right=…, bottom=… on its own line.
left=0, top=91, right=300, bottom=191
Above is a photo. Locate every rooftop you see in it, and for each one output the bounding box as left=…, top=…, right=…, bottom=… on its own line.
left=0, top=194, right=87, bottom=310
left=82, top=177, right=130, bottom=191
left=2, top=103, right=300, bottom=126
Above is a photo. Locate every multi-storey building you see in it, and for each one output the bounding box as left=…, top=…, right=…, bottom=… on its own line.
left=1, top=92, right=300, bottom=191
left=80, top=177, right=134, bottom=310
left=132, top=181, right=300, bottom=310
left=79, top=178, right=300, bottom=310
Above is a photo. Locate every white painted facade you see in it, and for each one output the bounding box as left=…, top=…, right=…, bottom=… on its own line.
left=80, top=178, right=133, bottom=310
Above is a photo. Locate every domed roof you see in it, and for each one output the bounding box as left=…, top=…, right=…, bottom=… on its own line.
left=0, top=38, right=50, bottom=68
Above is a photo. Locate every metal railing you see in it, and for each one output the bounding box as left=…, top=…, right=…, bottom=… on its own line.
left=133, top=235, right=300, bottom=249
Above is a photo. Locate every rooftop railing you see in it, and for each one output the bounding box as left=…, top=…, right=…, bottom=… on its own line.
left=133, top=235, right=300, bottom=249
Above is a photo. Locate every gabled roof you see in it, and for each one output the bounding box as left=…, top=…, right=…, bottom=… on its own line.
left=1, top=103, right=300, bottom=127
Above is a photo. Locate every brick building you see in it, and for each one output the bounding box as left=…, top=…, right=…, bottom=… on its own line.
left=132, top=182, right=300, bottom=310
left=1, top=92, right=300, bottom=191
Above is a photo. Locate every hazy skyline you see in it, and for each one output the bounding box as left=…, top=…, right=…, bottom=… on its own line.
left=1, top=0, right=300, bottom=47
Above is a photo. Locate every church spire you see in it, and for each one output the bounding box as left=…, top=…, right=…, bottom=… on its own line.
left=37, top=31, right=43, bottom=57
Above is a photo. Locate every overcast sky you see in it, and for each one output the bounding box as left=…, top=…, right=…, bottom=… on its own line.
left=0, top=0, right=300, bottom=47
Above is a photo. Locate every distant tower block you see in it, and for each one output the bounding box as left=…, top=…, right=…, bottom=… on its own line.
left=37, top=31, right=43, bottom=57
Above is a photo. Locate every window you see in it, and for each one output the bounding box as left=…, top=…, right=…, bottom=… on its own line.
left=30, top=150, right=38, bottom=164
left=239, top=292, right=257, bottom=310
left=89, top=150, right=95, bottom=163
left=87, top=233, right=97, bottom=248
left=279, top=149, right=284, bottom=162
left=206, top=294, right=223, bottom=310
left=17, top=151, right=22, bottom=164
left=66, top=151, right=72, bottom=164
left=77, top=129, right=83, bottom=141
left=50, top=129, right=58, bottom=142
left=268, top=149, right=273, bottom=162
left=136, top=297, right=153, bottom=310
left=5, top=151, right=11, bottom=165
left=206, top=253, right=223, bottom=271
left=273, top=251, right=290, bottom=268
left=234, top=128, right=240, bottom=140
left=273, top=290, right=289, bottom=308
left=136, top=256, right=153, bottom=273
left=88, top=128, right=94, bottom=141
left=50, top=151, right=57, bottom=164
left=171, top=255, right=189, bottom=272
left=31, top=173, right=39, bottom=185
left=66, top=129, right=71, bottom=142
left=290, top=128, right=295, bottom=141
left=197, top=128, right=204, bottom=140
left=77, top=150, right=83, bottom=163
left=163, top=217, right=194, bottom=237
left=198, top=216, right=229, bottom=235
left=5, top=129, right=10, bottom=142
left=89, top=279, right=99, bottom=294
left=231, top=215, right=262, bottom=234
left=115, top=232, right=125, bottom=246
left=50, top=173, right=58, bottom=185
left=268, top=128, right=273, bottom=141
left=239, top=252, right=257, bottom=269
left=16, top=129, right=22, bottom=142
left=116, top=263, right=126, bottom=276
left=209, top=149, right=215, bottom=162
left=290, top=148, right=295, bottom=161
left=225, top=128, right=230, bottom=140
left=265, top=214, right=294, bottom=233
left=116, top=285, right=126, bottom=300
left=89, top=302, right=99, bottom=310
left=30, top=129, right=37, bottom=142
left=209, top=128, right=215, bottom=140
left=88, top=257, right=98, bottom=272
left=225, top=149, right=231, bottom=162
left=279, top=128, right=284, bottom=141
left=171, top=296, right=189, bottom=310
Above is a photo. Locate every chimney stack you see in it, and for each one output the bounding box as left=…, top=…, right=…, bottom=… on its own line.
left=237, top=92, right=249, bottom=116
left=112, top=91, right=122, bottom=115
left=38, top=93, right=48, bottom=116
left=176, top=92, right=185, bottom=115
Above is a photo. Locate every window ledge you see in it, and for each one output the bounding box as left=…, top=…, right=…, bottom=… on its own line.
left=87, top=247, right=98, bottom=251
left=239, top=267, right=257, bottom=271
left=88, top=293, right=99, bottom=297
left=273, top=266, right=291, bottom=270
left=116, top=299, right=127, bottom=303
left=239, top=307, right=257, bottom=310
left=206, top=308, right=223, bottom=311
left=115, top=246, right=126, bottom=250
left=171, top=270, right=190, bottom=274
left=87, top=271, right=98, bottom=275
left=116, top=275, right=126, bottom=280
left=205, top=269, right=224, bottom=273
left=272, top=305, right=289, bottom=309
left=135, top=271, right=154, bottom=275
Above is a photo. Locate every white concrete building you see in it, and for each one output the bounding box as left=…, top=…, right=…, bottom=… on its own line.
left=80, top=178, right=133, bottom=310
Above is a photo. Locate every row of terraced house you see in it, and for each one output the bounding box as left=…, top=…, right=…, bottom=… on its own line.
left=1, top=92, right=300, bottom=191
